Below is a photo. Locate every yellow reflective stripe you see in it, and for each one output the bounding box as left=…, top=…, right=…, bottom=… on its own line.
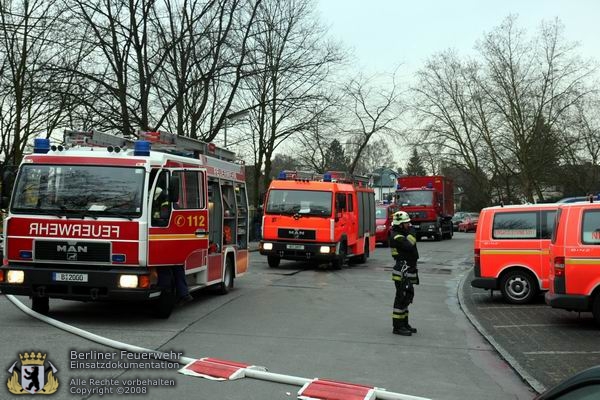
left=566, top=258, right=600, bottom=265
left=393, top=234, right=405, bottom=240
left=149, top=234, right=206, bottom=240
left=480, top=249, right=548, bottom=255
left=392, top=314, right=407, bottom=319
left=392, top=276, right=403, bottom=281
left=407, top=235, right=416, bottom=245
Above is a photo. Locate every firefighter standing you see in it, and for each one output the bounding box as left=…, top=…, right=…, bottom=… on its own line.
left=390, top=211, right=419, bottom=336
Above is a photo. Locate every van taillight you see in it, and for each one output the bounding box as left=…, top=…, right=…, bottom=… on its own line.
left=553, top=256, right=565, bottom=277
left=474, top=249, right=480, bottom=268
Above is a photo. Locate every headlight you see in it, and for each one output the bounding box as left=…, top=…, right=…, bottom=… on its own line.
left=262, top=242, right=273, bottom=250
left=319, top=246, right=331, bottom=254
left=7, top=270, right=24, bottom=284
left=119, top=275, right=138, bottom=288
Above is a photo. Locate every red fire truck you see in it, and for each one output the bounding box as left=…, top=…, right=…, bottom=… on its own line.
left=259, top=171, right=376, bottom=269
left=0, top=130, right=249, bottom=318
left=394, top=175, right=454, bottom=241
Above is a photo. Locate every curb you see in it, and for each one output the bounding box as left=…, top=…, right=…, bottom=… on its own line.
left=457, top=271, right=546, bottom=394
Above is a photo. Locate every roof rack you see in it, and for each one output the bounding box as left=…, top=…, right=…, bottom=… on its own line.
left=276, top=169, right=369, bottom=186
left=63, top=129, right=237, bottom=162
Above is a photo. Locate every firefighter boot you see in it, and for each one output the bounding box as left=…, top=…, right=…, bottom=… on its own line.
left=393, top=320, right=412, bottom=336
left=407, top=317, right=417, bottom=333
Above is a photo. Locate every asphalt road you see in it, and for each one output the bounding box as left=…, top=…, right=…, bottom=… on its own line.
left=0, top=232, right=572, bottom=400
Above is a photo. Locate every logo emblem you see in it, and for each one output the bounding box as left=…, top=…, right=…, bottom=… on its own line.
left=6, top=351, right=59, bottom=395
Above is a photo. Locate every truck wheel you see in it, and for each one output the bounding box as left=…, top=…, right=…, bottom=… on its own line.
left=354, top=241, right=369, bottom=264
left=500, top=270, right=537, bottom=304
left=217, top=258, right=234, bottom=295
left=32, top=296, right=49, bottom=315
left=331, top=243, right=346, bottom=270
left=267, top=256, right=280, bottom=268
left=593, top=294, right=600, bottom=326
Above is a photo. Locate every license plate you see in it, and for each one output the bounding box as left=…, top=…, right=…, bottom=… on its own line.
left=52, top=272, right=88, bottom=282
left=287, top=244, right=305, bottom=250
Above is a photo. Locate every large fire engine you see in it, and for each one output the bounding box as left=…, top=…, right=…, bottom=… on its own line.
left=394, top=175, right=454, bottom=241
left=259, top=171, right=376, bottom=269
left=0, top=130, right=249, bottom=318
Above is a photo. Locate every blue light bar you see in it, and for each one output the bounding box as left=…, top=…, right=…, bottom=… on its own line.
left=323, top=172, right=332, bottom=182
left=277, top=171, right=286, bottom=180
left=134, top=140, right=151, bottom=156
left=426, top=182, right=433, bottom=188
left=33, top=138, right=50, bottom=154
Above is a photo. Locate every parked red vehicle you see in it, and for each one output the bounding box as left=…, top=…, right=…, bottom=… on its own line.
left=375, top=203, right=399, bottom=246
left=458, top=213, right=479, bottom=232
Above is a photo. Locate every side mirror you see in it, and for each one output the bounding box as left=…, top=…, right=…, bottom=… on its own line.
left=169, top=176, right=180, bottom=203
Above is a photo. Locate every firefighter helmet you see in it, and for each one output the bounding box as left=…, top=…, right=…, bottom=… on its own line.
left=392, top=211, right=411, bottom=225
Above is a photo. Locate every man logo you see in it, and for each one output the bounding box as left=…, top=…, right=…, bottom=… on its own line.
left=6, top=351, right=59, bottom=394
left=56, top=245, right=87, bottom=253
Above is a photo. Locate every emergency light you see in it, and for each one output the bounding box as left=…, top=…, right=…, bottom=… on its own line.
left=33, top=138, right=50, bottom=154
left=134, top=140, right=151, bottom=156
left=323, top=172, right=332, bottom=182
left=277, top=171, right=286, bottom=180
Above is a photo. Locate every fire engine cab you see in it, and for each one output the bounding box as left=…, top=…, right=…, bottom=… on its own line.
left=259, top=170, right=376, bottom=269
left=0, top=130, right=249, bottom=318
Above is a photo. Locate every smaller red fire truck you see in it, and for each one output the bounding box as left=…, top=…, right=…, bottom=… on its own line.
left=0, top=130, right=249, bottom=318
left=394, top=175, right=454, bottom=241
left=259, top=171, right=376, bottom=269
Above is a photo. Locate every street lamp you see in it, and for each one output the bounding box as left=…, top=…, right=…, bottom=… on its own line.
left=224, top=109, right=250, bottom=148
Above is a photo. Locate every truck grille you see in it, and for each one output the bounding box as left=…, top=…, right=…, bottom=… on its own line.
left=408, top=211, right=427, bottom=220
left=278, top=228, right=316, bottom=240
left=34, top=241, right=111, bottom=262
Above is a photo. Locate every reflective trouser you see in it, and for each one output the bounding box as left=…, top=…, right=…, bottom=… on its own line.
left=393, top=279, right=414, bottom=329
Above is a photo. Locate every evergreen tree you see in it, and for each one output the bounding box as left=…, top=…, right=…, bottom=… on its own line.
left=406, top=148, right=427, bottom=175
left=324, top=139, right=349, bottom=171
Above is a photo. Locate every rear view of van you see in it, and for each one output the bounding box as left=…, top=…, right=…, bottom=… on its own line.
left=545, top=202, right=600, bottom=325
left=471, top=204, right=558, bottom=304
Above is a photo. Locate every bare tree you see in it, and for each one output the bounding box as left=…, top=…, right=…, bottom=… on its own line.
left=239, top=0, right=345, bottom=206
left=153, top=0, right=262, bottom=140
left=0, top=0, right=68, bottom=169
left=477, top=16, right=595, bottom=201
left=412, top=51, right=493, bottom=203
left=342, top=71, right=405, bottom=174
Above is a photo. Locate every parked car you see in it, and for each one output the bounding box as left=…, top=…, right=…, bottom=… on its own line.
left=458, top=212, right=479, bottom=232
left=375, top=203, right=399, bottom=247
left=557, top=194, right=600, bottom=203
left=452, top=211, right=468, bottom=231
left=535, top=364, right=600, bottom=399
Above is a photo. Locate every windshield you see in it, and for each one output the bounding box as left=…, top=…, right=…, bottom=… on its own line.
left=266, top=189, right=332, bottom=216
left=376, top=207, right=387, bottom=219
left=11, top=164, right=145, bottom=217
left=396, top=190, right=433, bottom=206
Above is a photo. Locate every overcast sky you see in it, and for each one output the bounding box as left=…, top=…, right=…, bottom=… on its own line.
left=316, top=0, right=600, bottom=77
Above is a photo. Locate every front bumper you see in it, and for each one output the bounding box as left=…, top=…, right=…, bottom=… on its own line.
left=471, top=277, right=498, bottom=290
left=259, top=241, right=338, bottom=261
left=545, top=292, right=590, bottom=311
left=412, top=221, right=437, bottom=235
left=0, top=265, right=161, bottom=302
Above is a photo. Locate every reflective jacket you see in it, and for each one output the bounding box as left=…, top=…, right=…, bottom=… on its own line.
left=391, top=225, right=419, bottom=284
